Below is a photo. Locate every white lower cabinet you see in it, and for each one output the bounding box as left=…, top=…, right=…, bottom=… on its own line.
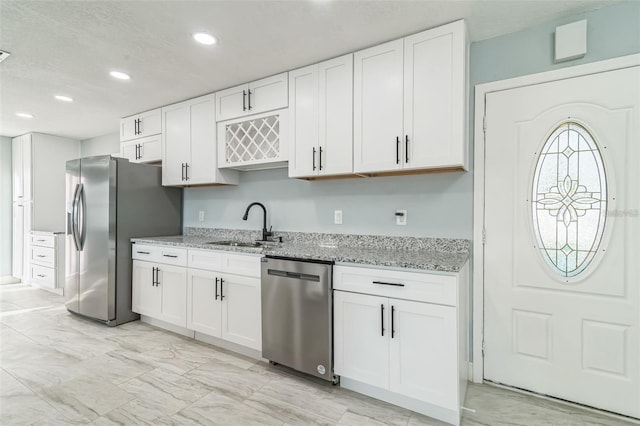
left=334, top=264, right=469, bottom=426
left=132, top=243, right=261, bottom=352
left=186, top=251, right=262, bottom=351
left=132, top=260, right=187, bottom=327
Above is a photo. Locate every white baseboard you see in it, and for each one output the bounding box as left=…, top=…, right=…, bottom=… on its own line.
left=195, top=332, right=263, bottom=361
left=139, top=316, right=195, bottom=338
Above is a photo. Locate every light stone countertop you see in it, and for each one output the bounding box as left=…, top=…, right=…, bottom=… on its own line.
left=131, top=229, right=470, bottom=273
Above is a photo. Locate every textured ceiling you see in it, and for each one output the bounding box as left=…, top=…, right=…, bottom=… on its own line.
left=0, top=0, right=618, bottom=140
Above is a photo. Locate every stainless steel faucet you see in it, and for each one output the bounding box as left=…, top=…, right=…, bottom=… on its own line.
left=242, top=202, right=273, bottom=241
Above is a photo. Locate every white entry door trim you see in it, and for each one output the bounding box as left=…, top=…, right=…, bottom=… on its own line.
left=472, top=53, right=640, bottom=384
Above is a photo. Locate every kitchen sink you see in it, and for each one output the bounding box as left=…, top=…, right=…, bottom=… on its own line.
left=205, top=240, right=264, bottom=248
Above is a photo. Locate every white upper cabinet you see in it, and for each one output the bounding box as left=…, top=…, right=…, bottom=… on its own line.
left=289, top=54, right=353, bottom=179
left=354, top=20, right=467, bottom=174
left=162, top=94, right=239, bottom=186
left=120, top=134, right=161, bottom=164
left=215, top=73, right=288, bottom=122
left=120, top=108, right=161, bottom=142
left=354, top=40, right=404, bottom=174
left=12, top=135, right=30, bottom=201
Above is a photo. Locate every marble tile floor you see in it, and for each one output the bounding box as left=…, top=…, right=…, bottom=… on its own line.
left=0, top=283, right=637, bottom=426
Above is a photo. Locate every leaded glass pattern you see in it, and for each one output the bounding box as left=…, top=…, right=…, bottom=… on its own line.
left=224, top=114, right=280, bottom=164
left=531, top=122, right=607, bottom=278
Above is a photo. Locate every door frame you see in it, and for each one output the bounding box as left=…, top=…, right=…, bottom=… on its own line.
left=472, top=53, right=640, bottom=383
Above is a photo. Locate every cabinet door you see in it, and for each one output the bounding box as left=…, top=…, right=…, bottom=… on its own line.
left=120, top=116, right=138, bottom=142
left=120, top=140, right=138, bottom=163
left=288, top=64, right=319, bottom=178
left=162, top=102, right=191, bottom=186
left=187, top=95, right=217, bottom=184
left=187, top=269, right=222, bottom=337
left=404, top=21, right=465, bottom=170
left=248, top=73, right=288, bottom=116
left=389, top=299, right=458, bottom=409
left=319, top=54, right=354, bottom=176
left=220, top=273, right=261, bottom=350
left=137, top=108, right=162, bottom=138
left=157, top=264, right=187, bottom=327
left=138, top=134, right=162, bottom=163
left=353, top=39, right=404, bottom=173
left=12, top=136, right=24, bottom=201
left=216, top=84, right=248, bottom=122
left=334, top=291, right=390, bottom=389
left=12, top=203, right=24, bottom=278
left=132, top=260, right=161, bottom=317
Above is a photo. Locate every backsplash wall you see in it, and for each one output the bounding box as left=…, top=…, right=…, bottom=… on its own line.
left=183, top=168, right=472, bottom=239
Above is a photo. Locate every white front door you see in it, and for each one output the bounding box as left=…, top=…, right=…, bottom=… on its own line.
left=484, top=66, right=639, bottom=418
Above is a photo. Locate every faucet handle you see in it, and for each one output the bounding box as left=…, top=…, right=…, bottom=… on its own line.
left=266, top=226, right=273, bottom=237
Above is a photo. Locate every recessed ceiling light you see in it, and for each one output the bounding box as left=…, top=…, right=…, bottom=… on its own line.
left=110, top=71, right=131, bottom=80
left=54, top=95, right=74, bottom=102
left=193, top=32, right=217, bottom=45
left=16, top=112, right=34, bottom=119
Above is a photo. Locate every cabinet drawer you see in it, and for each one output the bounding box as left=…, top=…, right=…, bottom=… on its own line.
left=132, top=244, right=187, bottom=266
left=31, top=264, right=55, bottom=288
left=222, top=253, right=261, bottom=277
left=188, top=249, right=223, bottom=271
left=31, top=246, right=55, bottom=266
left=31, top=234, right=55, bottom=248
left=334, top=265, right=457, bottom=306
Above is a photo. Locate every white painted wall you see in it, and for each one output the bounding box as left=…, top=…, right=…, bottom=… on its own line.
left=80, top=132, right=119, bottom=157
left=0, top=136, right=12, bottom=277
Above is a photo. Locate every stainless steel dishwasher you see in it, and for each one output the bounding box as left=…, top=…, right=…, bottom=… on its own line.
left=261, top=255, right=337, bottom=383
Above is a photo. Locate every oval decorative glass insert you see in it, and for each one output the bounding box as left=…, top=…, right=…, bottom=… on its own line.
left=531, top=122, right=607, bottom=278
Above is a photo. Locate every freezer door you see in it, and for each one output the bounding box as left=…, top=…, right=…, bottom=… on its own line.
left=78, top=156, right=117, bottom=321
left=65, top=159, right=81, bottom=313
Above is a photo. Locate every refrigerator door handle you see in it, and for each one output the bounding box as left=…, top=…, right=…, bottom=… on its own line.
left=71, top=183, right=82, bottom=251
left=78, top=183, right=87, bottom=250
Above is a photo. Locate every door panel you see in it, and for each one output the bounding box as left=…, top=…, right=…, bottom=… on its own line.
left=187, top=269, right=222, bottom=337
left=132, top=260, right=160, bottom=317
left=288, top=64, right=319, bottom=178
left=188, top=95, right=217, bottom=184
left=249, top=73, right=288, bottom=115
left=162, top=103, right=191, bottom=185
left=389, top=299, right=457, bottom=409
left=64, top=159, right=80, bottom=312
left=78, top=156, right=115, bottom=321
left=353, top=39, right=404, bottom=173
left=221, top=274, right=261, bottom=350
left=158, top=264, right=187, bottom=327
left=484, top=66, right=639, bottom=417
left=334, top=291, right=389, bottom=389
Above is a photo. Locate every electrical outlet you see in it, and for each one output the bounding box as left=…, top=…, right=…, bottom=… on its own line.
left=334, top=210, right=343, bottom=225
left=396, top=210, right=407, bottom=226
left=198, top=211, right=205, bottom=222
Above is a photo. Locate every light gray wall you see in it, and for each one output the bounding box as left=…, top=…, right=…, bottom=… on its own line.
left=0, top=136, right=12, bottom=276
left=183, top=1, right=640, bottom=240
left=81, top=132, right=119, bottom=157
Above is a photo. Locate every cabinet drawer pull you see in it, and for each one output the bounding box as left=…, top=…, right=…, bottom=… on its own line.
left=137, top=251, right=150, bottom=255
left=405, top=135, right=409, bottom=163
left=312, top=147, right=316, bottom=171
left=37, top=274, right=46, bottom=278
left=381, top=304, right=385, bottom=337
left=243, top=90, right=247, bottom=111
left=36, top=255, right=47, bottom=258
left=181, top=163, right=186, bottom=181
left=220, top=278, right=225, bottom=301
left=372, top=280, right=404, bottom=287
left=163, top=254, right=178, bottom=258
left=248, top=90, right=252, bottom=110
left=185, top=163, right=189, bottom=181
left=391, top=305, right=396, bottom=338
left=319, top=147, right=323, bottom=171
left=215, top=277, right=219, bottom=300
left=36, top=239, right=46, bottom=242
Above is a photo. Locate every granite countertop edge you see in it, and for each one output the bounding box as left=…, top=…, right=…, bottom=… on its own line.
left=131, top=235, right=470, bottom=273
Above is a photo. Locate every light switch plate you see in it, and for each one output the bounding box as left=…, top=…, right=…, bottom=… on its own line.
left=334, top=210, right=343, bottom=225
left=396, top=210, right=407, bottom=226
left=198, top=211, right=205, bottom=222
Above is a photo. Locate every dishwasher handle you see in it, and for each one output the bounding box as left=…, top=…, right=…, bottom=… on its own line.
left=267, top=269, right=320, bottom=282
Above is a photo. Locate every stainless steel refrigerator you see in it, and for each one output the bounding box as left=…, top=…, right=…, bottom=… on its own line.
left=65, top=156, right=182, bottom=326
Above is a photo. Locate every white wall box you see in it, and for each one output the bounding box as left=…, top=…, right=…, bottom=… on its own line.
left=120, top=108, right=161, bottom=142
left=120, top=134, right=161, bottom=163
left=29, top=231, right=64, bottom=294
left=288, top=54, right=354, bottom=179
left=215, top=73, right=288, bottom=122
left=11, top=133, right=80, bottom=280
left=162, top=94, right=239, bottom=186
left=334, top=263, right=469, bottom=426
left=131, top=244, right=188, bottom=327
left=353, top=20, right=468, bottom=175
left=187, top=249, right=262, bottom=351
left=217, top=109, right=289, bottom=170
